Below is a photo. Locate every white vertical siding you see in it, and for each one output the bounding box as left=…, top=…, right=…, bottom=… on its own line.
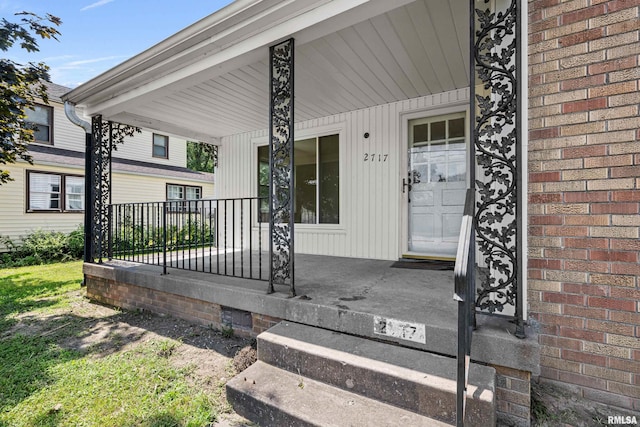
left=216, top=89, right=469, bottom=261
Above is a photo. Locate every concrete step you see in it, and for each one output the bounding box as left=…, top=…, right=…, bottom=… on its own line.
left=256, top=322, right=495, bottom=426
left=227, top=361, right=451, bottom=427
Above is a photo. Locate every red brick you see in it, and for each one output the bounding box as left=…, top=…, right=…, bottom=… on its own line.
left=560, top=74, right=606, bottom=91
left=612, top=263, right=640, bottom=276
left=611, top=165, right=640, bottom=178
left=530, top=127, right=560, bottom=140
left=529, top=226, right=545, bottom=236
left=563, top=283, right=608, bottom=296
left=530, top=0, right=561, bottom=12
left=543, top=292, right=586, bottom=305
left=562, top=349, right=607, bottom=366
left=564, top=237, right=609, bottom=249
left=563, top=305, right=607, bottom=320
left=530, top=259, right=563, bottom=270
left=539, top=313, right=585, bottom=329
left=560, top=4, right=607, bottom=25
left=588, top=296, right=636, bottom=311
left=590, top=250, right=637, bottom=262
left=562, top=97, right=607, bottom=114
left=530, top=171, right=562, bottom=182
left=529, top=193, right=563, bottom=203
left=608, top=0, right=640, bottom=13
left=564, top=191, right=609, bottom=203
left=559, top=28, right=605, bottom=47
left=591, top=203, right=638, bottom=214
left=560, top=327, right=606, bottom=343
left=558, top=371, right=607, bottom=391
left=611, top=238, right=640, bottom=251
left=564, top=215, right=609, bottom=226
left=530, top=215, right=564, bottom=225
left=588, top=55, right=638, bottom=75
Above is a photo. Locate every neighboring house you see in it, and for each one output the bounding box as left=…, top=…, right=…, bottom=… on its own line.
left=61, top=1, right=640, bottom=426
left=0, top=82, right=214, bottom=248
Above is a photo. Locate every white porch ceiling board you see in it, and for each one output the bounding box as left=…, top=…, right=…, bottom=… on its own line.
left=386, top=5, right=442, bottom=94
left=406, top=0, right=456, bottom=91
left=351, top=20, right=419, bottom=100
left=163, top=89, right=267, bottom=131
left=450, top=0, right=471, bottom=75
left=335, top=26, right=409, bottom=101
left=306, top=38, right=383, bottom=107
left=370, top=13, right=430, bottom=96
left=320, top=31, right=394, bottom=103
left=295, top=49, right=368, bottom=114
left=179, top=84, right=266, bottom=123
left=425, top=0, right=468, bottom=88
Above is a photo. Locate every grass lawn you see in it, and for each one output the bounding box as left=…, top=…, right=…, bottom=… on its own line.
left=0, top=262, right=241, bottom=427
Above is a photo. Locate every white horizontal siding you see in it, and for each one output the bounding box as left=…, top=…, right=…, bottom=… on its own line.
left=216, top=89, right=469, bottom=260
left=112, top=131, right=188, bottom=168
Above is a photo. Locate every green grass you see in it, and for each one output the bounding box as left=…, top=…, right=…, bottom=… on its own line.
left=0, top=262, right=226, bottom=427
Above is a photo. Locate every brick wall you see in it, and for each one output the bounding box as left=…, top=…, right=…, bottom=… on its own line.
left=85, top=274, right=281, bottom=337
left=493, top=365, right=532, bottom=426
left=528, top=0, right=640, bottom=412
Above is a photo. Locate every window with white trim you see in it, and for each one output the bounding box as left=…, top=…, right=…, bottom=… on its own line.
left=166, top=183, right=202, bottom=212
left=27, top=171, right=84, bottom=212
left=25, top=104, right=53, bottom=145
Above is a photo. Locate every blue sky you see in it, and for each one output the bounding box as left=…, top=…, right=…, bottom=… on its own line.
left=2, top=0, right=233, bottom=88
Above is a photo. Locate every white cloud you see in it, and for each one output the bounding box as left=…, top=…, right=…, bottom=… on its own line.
left=80, top=0, right=114, bottom=11
left=66, top=55, right=126, bottom=66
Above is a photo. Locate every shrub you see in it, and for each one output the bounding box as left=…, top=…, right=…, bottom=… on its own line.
left=0, top=227, right=84, bottom=267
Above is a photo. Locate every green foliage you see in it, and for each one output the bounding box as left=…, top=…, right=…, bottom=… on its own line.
left=113, top=214, right=214, bottom=255
left=0, top=227, right=84, bottom=267
left=0, top=11, right=61, bottom=184
left=186, top=141, right=217, bottom=173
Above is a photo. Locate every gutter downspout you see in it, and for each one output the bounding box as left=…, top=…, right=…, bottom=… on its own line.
left=64, top=101, right=94, bottom=264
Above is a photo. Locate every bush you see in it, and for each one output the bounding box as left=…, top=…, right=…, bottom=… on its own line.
left=0, top=227, right=84, bottom=267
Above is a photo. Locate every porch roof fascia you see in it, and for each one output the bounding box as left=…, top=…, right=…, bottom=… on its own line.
left=63, top=0, right=414, bottom=128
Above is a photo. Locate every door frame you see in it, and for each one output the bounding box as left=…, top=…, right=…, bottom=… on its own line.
left=398, top=102, right=470, bottom=260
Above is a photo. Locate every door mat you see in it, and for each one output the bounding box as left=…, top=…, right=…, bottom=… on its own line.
left=390, top=259, right=454, bottom=271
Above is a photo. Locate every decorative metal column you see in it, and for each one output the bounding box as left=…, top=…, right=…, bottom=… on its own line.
left=268, top=38, right=295, bottom=296
left=87, top=117, right=140, bottom=263
left=472, top=0, right=524, bottom=338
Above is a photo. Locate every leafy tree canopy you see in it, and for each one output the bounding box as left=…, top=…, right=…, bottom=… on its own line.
left=186, top=141, right=217, bottom=173
left=0, top=11, right=61, bottom=184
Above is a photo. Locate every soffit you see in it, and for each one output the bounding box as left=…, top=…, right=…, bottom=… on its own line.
left=75, top=0, right=469, bottom=142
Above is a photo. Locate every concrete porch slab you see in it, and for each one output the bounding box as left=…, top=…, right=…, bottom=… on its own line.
left=83, top=253, right=539, bottom=374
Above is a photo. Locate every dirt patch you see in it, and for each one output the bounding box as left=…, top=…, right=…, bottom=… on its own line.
left=4, top=290, right=256, bottom=426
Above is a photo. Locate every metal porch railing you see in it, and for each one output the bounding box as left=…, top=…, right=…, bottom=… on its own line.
left=454, top=188, right=476, bottom=427
left=109, top=197, right=267, bottom=280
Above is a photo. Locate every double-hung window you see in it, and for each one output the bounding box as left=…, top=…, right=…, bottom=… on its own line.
left=257, top=133, right=340, bottom=224
left=25, top=104, right=53, bottom=145
left=153, top=133, right=169, bottom=158
left=166, top=183, right=202, bottom=212
left=27, top=171, right=84, bottom=212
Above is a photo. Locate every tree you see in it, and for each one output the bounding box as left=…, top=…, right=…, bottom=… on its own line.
left=186, top=141, right=217, bottom=173
left=0, top=11, right=61, bottom=184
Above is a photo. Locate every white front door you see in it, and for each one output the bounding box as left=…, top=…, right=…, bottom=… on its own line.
left=407, top=113, right=467, bottom=259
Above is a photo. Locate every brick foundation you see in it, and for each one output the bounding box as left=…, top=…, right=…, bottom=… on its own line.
left=528, top=0, right=640, bottom=414
left=494, top=366, right=532, bottom=427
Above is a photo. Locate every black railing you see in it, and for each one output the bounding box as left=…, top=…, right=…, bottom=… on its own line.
left=454, top=188, right=476, bottom=427
left=110, top=197, right=267, bottom=280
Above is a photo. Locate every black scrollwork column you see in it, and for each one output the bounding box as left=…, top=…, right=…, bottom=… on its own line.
left=268, top=38, right=295, bottom=296
left=472, top=0, right=524, bottom=337
left=90, top=115, right=111, bottom=263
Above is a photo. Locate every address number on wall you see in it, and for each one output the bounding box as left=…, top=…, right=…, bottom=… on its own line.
left=363, top=153, right=389, bottom=162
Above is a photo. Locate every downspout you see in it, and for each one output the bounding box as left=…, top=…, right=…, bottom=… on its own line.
left=64, top=101, right=94, bottom=264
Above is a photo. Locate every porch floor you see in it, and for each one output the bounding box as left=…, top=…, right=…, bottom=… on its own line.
left=87, top=253, right=538, bottom=373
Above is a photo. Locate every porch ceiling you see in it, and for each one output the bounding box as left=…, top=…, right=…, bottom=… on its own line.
left=65, top=0, right=469, bottom=142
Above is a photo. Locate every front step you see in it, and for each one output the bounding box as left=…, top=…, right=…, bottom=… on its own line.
left=228, top=361, right=450, bottom=427
left=227, top=322, right=496, bottom=426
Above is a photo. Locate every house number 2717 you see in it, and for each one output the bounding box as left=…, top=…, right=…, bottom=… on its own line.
left=363, top=153, right=388, bottom=162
